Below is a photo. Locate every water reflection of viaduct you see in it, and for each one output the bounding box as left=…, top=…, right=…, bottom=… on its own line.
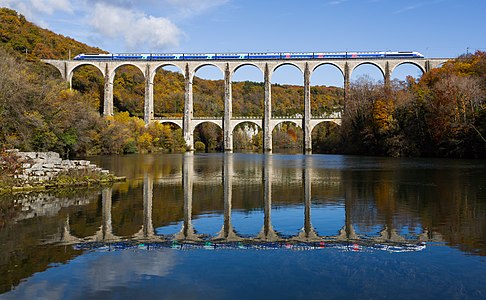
left=52, top=154, right=441, bottom=246
left=43, top=58, right=446, bottom=152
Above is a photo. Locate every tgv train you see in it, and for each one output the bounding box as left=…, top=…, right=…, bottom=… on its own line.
left=73, top=51, right=424, bottom=61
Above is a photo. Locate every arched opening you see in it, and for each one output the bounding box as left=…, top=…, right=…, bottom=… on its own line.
left=311, top=64, right=345, bottom=118
left=41, top=63, right=64, bottom=81
left=231, top=157, right=264, bottom=237
left=390, top=63, right=426, bottom=108
left=68, top=196, right=103, bottom=239
left=345, top=64, right=390, bottom=156
left=194, top=122, right=223, bottom=152
left=391, top=63, right=424, bottom=87
left=233, top=121, right=263, bottom=151
left=232, top=64, right=264, bottom=117
left=392, top=63, right=424, bottom=81
left=193, top=65, right=224, bottom=118
left=270, top=157, right=305, bottom=236
left=349, top=63, right=386, bottom=111
left=152, top=154, right=185, bottom=236
left=113, top=65, right=145, bottom=118
left=192, top=158, right=224, bottom=236
left=272, top=121, right=303, bottom=152
left=71, top=64, right=105, bottom=113
left=311, top=122, right=341, bottom=154
left=272, top=64, right=303, bottom=117
left=351, top=63, right=384, bottom=84
left=149, top=122, right=185, bottom=152
left=309, top=167, right=346, bottom=237
left=153, top=65, right=185, bottom=118
left=111, top=187, right=144, bottom=238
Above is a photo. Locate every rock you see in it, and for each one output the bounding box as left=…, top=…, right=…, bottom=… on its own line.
left=24, top=152, right=37, bottom=160
left=4, top=151, right=114, bottom=187
left=46, top=152, right=60, bottom=159
left=79, top=160, right=90, bottom=166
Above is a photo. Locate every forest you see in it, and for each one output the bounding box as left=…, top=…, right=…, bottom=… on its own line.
left=0, top=7, right=485, bottom=158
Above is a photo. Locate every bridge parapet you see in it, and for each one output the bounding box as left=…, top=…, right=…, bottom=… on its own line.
left=312, top=111, right=342, bottom=119
left=154, top=116, right=183, bottom=120
left=232, top=116, right=262, bottom=119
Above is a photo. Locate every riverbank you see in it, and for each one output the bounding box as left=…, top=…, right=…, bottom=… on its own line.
left=0, top=150, right=125, bottom=194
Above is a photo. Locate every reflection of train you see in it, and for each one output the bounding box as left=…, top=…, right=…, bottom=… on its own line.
left=74, top=241, right=427, bottom=253
left=73, top=51, right=424, bottom=61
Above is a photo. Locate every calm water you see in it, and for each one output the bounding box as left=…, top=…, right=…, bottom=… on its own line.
left=1, top=153, right=485, bottom=299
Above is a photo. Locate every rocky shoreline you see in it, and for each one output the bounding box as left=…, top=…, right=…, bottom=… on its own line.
left=0, top=150, right=125, bottom=194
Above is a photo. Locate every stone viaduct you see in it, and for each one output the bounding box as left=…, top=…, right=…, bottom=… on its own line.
left=42, top=57, right=447, bottom=152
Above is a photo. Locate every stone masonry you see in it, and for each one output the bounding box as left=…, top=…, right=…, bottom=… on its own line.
left=9, top=150, right=110, bottom=182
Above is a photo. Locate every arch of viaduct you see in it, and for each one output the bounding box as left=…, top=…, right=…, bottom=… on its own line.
left=42, top=57, right=447, bottom=152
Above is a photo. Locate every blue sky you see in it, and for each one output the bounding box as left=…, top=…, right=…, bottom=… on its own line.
left=1, top=0, right=485, bottom=85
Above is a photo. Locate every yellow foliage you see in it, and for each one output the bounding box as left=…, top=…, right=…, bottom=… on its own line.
left=373, top=99, right=395, bottom=134
left=137, top=132, right=153, bottom=150
left=113, top=111, right=132, bottom=124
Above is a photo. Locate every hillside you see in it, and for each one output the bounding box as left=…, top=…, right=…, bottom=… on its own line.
left=0, top=7, right=105, bottom=60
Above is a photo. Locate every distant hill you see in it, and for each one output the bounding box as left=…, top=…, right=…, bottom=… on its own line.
left=0, top=7, right=105, bottom=61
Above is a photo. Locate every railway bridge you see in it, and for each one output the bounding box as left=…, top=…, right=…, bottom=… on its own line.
left=42, top=57, right=447, bottom=152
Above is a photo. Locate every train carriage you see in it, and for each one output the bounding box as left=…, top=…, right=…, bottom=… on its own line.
left=73, top=51, right=424, bottom=61
left=151, top=53, right=183, bottom=60
left=248, top=52, right=281, bottom=59
left=215, top=53, right=248, bottom=59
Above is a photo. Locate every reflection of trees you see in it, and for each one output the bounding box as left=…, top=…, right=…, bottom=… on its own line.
left=342, top=157, right=486, bottom=255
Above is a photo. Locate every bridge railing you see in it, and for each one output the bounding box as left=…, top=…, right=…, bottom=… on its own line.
left=192, top=116, right=223, bottom=120
left=153, top=112, right=342, bottom=120
left=154, top=116, right=183, bottom=120
left=311, top=112, right=342, bottom=119
left=232, top=116, right=262, bottom=120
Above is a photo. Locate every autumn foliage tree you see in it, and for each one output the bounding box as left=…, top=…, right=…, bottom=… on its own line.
left=340, top=51, right=486, bottom=158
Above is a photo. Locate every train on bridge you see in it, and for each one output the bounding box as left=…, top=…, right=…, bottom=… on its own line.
left=73, top=51, right=424, bottom=61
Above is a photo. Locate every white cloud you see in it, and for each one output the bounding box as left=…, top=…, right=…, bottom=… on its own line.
left=32, top=0, right=72, bottom=14
left=164, top=0, right=229, bottom=17
left=0, top=0, right=72, bottom=26
left=393, top=3, right=423, bottom=14
left=0, top=0, right=72, bottom=15
left=89, top=3, right=182, bottom=50
left=327, top=0, right=348, bottom=5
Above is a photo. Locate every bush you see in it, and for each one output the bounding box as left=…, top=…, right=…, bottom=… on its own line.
left=194, top=141, right=206, bottom=152
left=0, top=149, right=24, bottom=188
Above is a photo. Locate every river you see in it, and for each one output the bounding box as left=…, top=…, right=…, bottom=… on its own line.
left=1, top=153, right=485, bottom=299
